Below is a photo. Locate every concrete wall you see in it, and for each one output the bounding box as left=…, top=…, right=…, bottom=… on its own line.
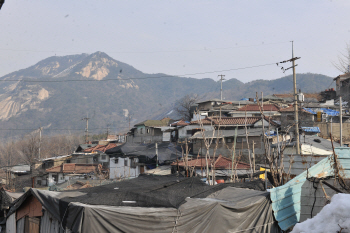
left=178, top=125, right=214, bottom=139
left=109, top=157, right=147, bottom=179
left=315, top=122, right=350, bottom=140
left=281, top=112, right=315, bottom=131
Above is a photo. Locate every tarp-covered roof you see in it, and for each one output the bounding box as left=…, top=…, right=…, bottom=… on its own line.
left=7, top=175, right=278, bottom=233
left=105, top=142, right=184, bottom=163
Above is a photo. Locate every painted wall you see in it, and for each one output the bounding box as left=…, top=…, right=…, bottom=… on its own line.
left=109, top=157, right=147, bottom=179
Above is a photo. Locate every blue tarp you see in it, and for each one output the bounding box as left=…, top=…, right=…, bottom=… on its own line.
left=301, top=127, right=321, bottom=133
left=303, top=108, right=339, bottom=116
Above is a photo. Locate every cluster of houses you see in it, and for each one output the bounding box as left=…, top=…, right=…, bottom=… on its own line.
left=1, top=79, right=350, bottom=232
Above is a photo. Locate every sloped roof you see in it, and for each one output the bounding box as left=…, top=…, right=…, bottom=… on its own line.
left=191, top=116, right=262, bottom=125
left=190, top=128, right=262, bottom=139
left=236, top=104, right=280, bottom=112
left=46, top=163, right=98, bottom=174
left=173, top=155, right=251, bottom=170
left=171, top=120, right=190, bottom=127
left=134, top=117, right=173, bottom=127
left=279, top=105, right=312, bottom=113
left=83, top=143, right=118, bottom=153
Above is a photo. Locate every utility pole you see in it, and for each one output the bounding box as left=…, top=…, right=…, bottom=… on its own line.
left=155, top=142, right=158, bottom=167
left=340, top=96, right=343, bottom=146
left=277, top=42, right=301, bottom=154
left=106, top=124, right=111, bottom=139
left=218, top=74, right=225, bottom=100
left=82, top=115, right=90, bottom=143
left=38, top=127, right=42, bottom=159
left=128, top=115, right=132, bottom=131
left=292, top=41, right=300, bottom=155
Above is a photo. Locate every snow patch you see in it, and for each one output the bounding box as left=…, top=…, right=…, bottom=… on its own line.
left=291, top=193, right=350, bottom=233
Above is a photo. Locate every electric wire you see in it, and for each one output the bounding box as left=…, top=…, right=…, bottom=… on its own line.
left=0, top=63, right=277, bottom=83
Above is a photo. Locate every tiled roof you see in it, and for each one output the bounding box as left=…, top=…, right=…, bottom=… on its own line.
left=173, top=155, right=251, bottom=170
left=279, top=105, right=311, bottom=113
left=46, top=163, right=98, bottom=174
left=171, top=120, right=190, bottom=127
left=83, top=143, right=118, bottom=153
left=191, top=117, right=261, bottom=125
left=236, top=104, right=280, bottom=112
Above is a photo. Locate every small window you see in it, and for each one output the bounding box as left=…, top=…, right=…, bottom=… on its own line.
left=37, top=180, right=42, bottom=185
left=114, top=158, right=119, bottom=164
left=101, top=154, right=106, bottom=160
left=124, top=159, right=128, bottom=166
left=227, top=138, right=232, bottom=143
left=66, top=159, right=71, bottom=163
left=218, top=138, right=222, bottom=144
left=147, top=128, right=150, bottom=134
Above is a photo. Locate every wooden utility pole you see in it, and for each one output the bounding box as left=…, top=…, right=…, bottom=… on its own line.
left=38, top=127, right=42, bottom=159
left=218, top=74, right=225, bottom=100
left=155, top=142, right=158, bottom=167
left=340, top=96, right=343, bottom=146
left=82, top=115, right=90, bottom=143
left=292, top=41, right=300, bottom=154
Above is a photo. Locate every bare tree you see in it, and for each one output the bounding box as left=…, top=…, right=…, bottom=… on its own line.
left=174, top=94, right=199, bottom=121
left=333, top=43, right=350, bottom=74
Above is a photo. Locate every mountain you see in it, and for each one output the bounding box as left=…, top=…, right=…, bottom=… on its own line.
left=0, top=52, right=335, bottom=138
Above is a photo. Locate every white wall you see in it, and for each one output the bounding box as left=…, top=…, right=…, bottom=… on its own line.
left=109, top=157, right=147, bottom=179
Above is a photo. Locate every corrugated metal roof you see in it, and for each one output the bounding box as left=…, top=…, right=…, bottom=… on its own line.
left=270, top=147, right=350, bottom=231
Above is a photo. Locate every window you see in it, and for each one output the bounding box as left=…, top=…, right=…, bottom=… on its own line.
left=227, top=138, right=232, bottom=143
left=287, top=115, right=294, bottom=121
left=37, top=180, right=42, bottom=185
left=124, top=159, right=128, bottom=166
left=236, top=137, right=246, bottom=143
left=114, top=158, right=119, bottom=164
left=130, top=158, right=136, bottom=168
left=186, top=130, right=192, bottom=135
left=101, top=154, right=106, bottom=160
left=147, top=128, right=150, bottom=134
left=140, top=128, right=143, bottom=134
left=66, top=159, right=71, bottom=163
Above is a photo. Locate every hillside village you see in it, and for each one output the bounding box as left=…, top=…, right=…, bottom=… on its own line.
left=1, top=72, right=350, bottom=232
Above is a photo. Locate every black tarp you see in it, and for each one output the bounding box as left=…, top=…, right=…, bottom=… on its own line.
left=105, top=142, right=186, bottom=164
left=6, top=175, right=278, bottom=232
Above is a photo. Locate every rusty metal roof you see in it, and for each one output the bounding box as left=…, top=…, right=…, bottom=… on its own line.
left=83, top=143, right=118, bottom=153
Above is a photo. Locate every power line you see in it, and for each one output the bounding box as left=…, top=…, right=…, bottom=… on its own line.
left=0, top=41, right=289, bottom=54
left=0, top=62, right=277, bottom=83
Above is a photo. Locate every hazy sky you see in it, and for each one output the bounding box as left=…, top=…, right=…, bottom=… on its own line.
left=1, top=0, right=350, bottom=84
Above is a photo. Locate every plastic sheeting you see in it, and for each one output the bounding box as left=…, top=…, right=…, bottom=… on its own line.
left=16, top=218, right=24, bottom=233
left=65, top=187, right=279, bottom=233
left=6, top=213, right=15, bottom=233
left=40, top=209, right=62, bottom=233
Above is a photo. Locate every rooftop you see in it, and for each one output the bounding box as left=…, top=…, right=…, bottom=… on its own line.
left=236, top=104, right=280, bottom=112
left=173, top=155, right=251, bottom=170
left=45, top=163, right=98, bottom=174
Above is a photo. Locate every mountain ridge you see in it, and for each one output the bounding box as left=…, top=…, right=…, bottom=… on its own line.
left=0, top=52, right=335, bottom=138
